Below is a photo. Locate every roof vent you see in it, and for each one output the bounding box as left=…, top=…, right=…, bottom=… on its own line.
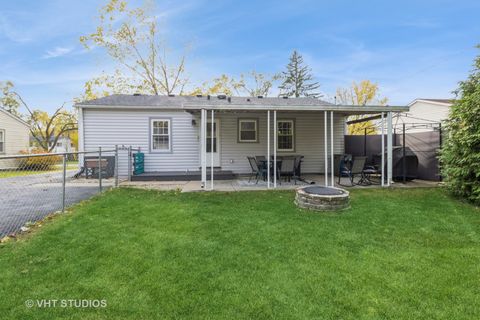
left=257, top=95, right=263, bottom=99
left=196, top=94, right=203, bottom=98
left=168, top=94, right=175, bottom=97
left=246, top=98, right=251, bottom=102
left=227, top=97, right=231, bottom=103
left=207, top=95, right=211, bottom=100
left=133, top=93, right=141, bottom=96
left=217, top=94, right=227, bottom=100
left=282, top=96, right=288, bottom=99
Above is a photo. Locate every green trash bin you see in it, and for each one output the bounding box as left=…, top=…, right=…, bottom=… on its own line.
left=133, top=152, right=144, bottom=175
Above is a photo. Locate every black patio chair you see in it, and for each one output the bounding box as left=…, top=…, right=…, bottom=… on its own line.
left=247, top=156, right=266, bottom=183
left=339, top=156, right=367, bottom=186
left=255, top=155, right=266, bottom=164
left=335, top=154, right=352, bottom=184
left=279, top=158, right=297, bottom=184
left=359, top=165, right=381, bottom=185
left=293, top=155, right=304, bottom=178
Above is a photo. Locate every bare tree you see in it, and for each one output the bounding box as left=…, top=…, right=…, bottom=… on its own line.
left=14, top=93, right=77, bottom=152
left=79, top=0, right=189, bottom=99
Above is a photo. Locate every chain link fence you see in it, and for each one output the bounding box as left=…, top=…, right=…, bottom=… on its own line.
left=0, top=148, right=119, bottom=238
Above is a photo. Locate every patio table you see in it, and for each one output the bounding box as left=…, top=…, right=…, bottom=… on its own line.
left=258, top=159, right=282, bottom=181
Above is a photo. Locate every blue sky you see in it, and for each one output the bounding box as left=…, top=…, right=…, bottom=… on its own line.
left=1, top=0, right=479, bottom=113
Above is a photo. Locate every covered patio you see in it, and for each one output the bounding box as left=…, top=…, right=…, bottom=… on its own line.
left=190, top=103, right=409, bottom=191
left=121, top=174, right=439, bottom=192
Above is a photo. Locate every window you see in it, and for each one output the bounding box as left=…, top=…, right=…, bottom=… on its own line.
left=238, top=119, right=258, bottom=142
left=0, top=129, right=4, bottom=153
left=277, top=120, right=294, bottom=151
left=151, top=119, right=171, bottom=151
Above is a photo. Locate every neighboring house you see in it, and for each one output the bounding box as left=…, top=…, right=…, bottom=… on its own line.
left=50, top=136, right=76, bottom=153
left=0, top=107, right=30, bottom=155
left=393, top=98, right=453, bottom=132
left=75, top=94, right=407, bottom=185
left=30, top=134, right=76, bottom=153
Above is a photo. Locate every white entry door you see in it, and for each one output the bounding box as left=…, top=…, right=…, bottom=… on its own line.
left=206, top=120, right=220, bottom=167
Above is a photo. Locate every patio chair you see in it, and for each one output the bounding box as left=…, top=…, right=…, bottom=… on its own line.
left=339, top=156, right=367, bottom=186
left=359, top=164, right=381, bottom=185
left=247, top=156, right=266, bottom=183
left=279, top=158, right=297, bottom=184
left=292, top=155, right=304, bottom=179
left=335, top=154, right=352, bottom=184
left=255, top=155, right=266, bottom=164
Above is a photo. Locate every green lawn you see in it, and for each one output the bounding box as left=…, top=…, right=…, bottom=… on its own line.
left=0, top=162, right=78, bottom=178
left=0, top=188, right=479, bottom=319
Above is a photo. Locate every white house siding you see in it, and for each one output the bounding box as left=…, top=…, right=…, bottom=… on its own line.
left=83, top=108, right=199, bottom=177
left=82, top=108, right=345, bottom=177
left=392, top=100, right=451, bottom=133
left=0, top=110, right=29, bottom=155
left=215, top=111, right=345, bottom=174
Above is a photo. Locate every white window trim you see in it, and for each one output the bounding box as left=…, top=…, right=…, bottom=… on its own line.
left=0, top=129, right=5, bottom=154
left=150, top=119, right=171, bottom=152
left=277, top=119, right=295, bottom=152
left=238, top=119, right=258, bottom=143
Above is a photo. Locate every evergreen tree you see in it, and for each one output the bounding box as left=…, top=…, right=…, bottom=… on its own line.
left=279, top=51, right=321, bottom=98
left=440, top=45, right=480, bottom=204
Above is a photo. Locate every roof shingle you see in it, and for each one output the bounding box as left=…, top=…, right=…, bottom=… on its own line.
left=76, top=94, right=333, bottom=107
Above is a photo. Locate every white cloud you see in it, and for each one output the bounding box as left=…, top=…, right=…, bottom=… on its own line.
left=42, top=46, right=73, bottom=59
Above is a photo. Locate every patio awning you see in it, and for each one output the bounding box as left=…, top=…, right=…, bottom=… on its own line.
left=182, top=103, right=408, bottom=114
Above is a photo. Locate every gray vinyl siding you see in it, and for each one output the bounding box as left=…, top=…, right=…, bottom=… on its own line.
left=82, top=108, right=345, bottom=177
left=83, top=109, right=199, bottom=177
left=217, top=112, right=344, bottom=174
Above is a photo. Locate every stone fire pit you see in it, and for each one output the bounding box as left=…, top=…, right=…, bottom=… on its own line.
left=295, top=186, right=350, bottom=211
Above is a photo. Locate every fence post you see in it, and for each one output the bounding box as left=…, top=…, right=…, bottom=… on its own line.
left=98, top=147, right=102, bottom=192
left=62, top=153, right=67, bottom=212
left=438, top=123, right=443, bottom=181
left=115, top=145, right=119, bottom=187
left=402, top=123, right=406, bottom=183
left=128, top=146, right=132, bottom=182
left=363, top=128, right=367, bottom=157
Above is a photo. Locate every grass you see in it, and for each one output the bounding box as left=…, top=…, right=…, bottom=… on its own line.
left=0, top=188, right=479, bottom=319
left=0, top=162, right=78, bottom=178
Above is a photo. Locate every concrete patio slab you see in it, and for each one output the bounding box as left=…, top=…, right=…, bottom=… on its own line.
left=120, top=174, right=440, bottom=192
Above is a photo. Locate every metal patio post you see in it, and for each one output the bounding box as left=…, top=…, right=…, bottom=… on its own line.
left=200, top=109, right=206, bottom=188
left=324, top=111, right=328, bottom=186
left=387, top=112, right=393, bottom=186
left=330, top=111, right=334, bottom=187
left=273, top=110, right=277, bottom=188
left=381, top=113, right=385, bottom=187
left=267, top=110, right=271, bottom=189
left=211, top=110, right=214, bottom=190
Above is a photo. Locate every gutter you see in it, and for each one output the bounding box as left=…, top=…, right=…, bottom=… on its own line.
left=75, top=103, right=409, bottom=113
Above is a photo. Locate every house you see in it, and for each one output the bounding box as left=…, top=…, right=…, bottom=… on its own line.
left=48, top=135, right=76, bottom=153
left=393, top=98, right=453, bottom=132
left=75, top=94, right=408, bottom=188
left=0, top=107, right=30, bottom=155
left=30, top=134, right=76, bottom=153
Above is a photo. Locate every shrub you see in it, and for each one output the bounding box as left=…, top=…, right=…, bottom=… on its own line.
left=440, top=46, right=480, bottom=205
left=17, top=149, right=62, bottom=171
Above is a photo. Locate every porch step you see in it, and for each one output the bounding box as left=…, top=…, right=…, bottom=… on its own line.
left=131, top=170, right=236, bottom=181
